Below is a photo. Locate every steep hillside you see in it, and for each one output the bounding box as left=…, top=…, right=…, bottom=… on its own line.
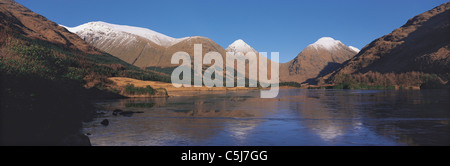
left=0, top=0, right=169, bottom=145
left=330, top=2, right=450, bottom=80
left=0, top=0, right=99, bottom=54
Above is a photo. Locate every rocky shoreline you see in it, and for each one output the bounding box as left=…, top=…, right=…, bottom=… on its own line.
left=0, top=74, right=127, bottom=146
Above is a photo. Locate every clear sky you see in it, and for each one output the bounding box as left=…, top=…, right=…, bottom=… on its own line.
left=16, top=0, right=448, bottom=63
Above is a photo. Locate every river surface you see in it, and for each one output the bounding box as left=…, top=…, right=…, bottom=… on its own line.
left=83, top=89, right=450, bottom=146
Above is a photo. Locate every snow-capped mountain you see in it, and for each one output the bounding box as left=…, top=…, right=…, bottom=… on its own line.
left=64, top=21, right=183, bottom=47
left=63, top=21, right=227, bottom=68
left=308, top=37, right=359, bottom=53
left=309, top=37, right=344, bottom=51
left=224, top=39, right=277, bottom=81
left=226, top=39, right=258, bottom=54
left=279, top=37, right=358, bottom=84
left=63, top=21, right=358, bottom=84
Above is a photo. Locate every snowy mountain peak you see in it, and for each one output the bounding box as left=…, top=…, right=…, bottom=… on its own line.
left=232, top=39, right=246, bottom=45
left=65, top=21, right=178, bottom=47
left=348, top=46, right=360, bottom=53
left=64, top=22, right=110, bottom=34
left=226, top=39, right=257, bottom=53
left=309, top=37, right=344, bottom=51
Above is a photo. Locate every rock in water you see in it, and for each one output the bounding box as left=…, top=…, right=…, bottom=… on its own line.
left=101, top=119, right=109, bottom=126
left=112, top=109, right=123, bottom=116
left=120, top=111, right=135, bottom=117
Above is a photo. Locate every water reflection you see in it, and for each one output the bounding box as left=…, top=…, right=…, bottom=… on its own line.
left=84, top=89, right=450, bottom=146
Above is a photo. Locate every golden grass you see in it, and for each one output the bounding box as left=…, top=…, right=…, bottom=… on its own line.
left=108, top=77, right=260, bottom=96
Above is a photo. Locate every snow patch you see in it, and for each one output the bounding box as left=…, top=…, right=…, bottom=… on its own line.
left=65, top=21, right=182, bottom=47
left=226, top=39, right=257, bottom=54
left=309, top=37, right=343, bottom=51
left=349, top=46, right=360, bottom=53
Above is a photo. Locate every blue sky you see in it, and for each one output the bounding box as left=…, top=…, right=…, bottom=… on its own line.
left=16, top=0, right=448, bottom=63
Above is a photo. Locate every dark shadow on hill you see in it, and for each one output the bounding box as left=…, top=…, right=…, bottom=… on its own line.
left=303, top=62, right=343, bottom=84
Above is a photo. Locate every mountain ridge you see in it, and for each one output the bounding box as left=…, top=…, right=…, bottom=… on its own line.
left=327, top=2, right=450, bottom=86
left=66, top=22, right=358, bottom=84
left=65, top=22, right=228, bottom=68
left=0, top=0, right=101, bottom=54
left=64, top=21, right=185, bottom=47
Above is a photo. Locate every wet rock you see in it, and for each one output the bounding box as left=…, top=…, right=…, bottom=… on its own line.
left=101, top=119, right=109, bottom=126
left=119, top=111, right=135, bottom=117
left=112, top=109, right=123, bottom=116
left=111, top=109, right=145, bottom=117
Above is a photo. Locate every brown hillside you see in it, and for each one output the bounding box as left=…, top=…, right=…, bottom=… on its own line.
left=331, top=2, right=450, bottom=79
left=160, top=36, right=227, bottom=67
left=0, top=0, right=100, bottom=54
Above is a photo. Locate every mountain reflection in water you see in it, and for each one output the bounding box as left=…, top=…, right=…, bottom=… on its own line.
left=83, top=89, right=450, bottom=146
